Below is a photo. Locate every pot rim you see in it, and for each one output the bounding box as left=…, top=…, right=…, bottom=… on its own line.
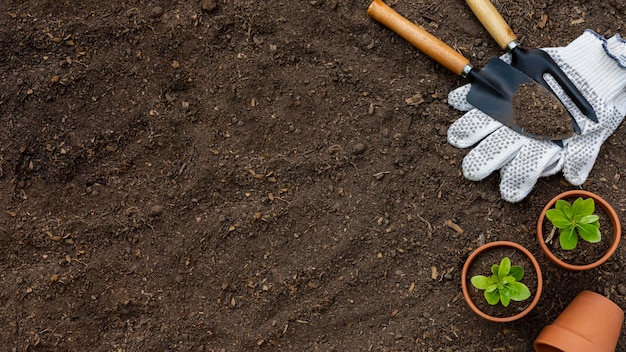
left=536, top=190, right=621, bottom=271
left=461, top=240, right=543, bottom=323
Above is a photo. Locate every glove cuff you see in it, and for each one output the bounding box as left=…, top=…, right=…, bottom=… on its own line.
left=556, top=30, right=626, bottom=102
left=607, top=34, right=626, bottom=115
left=605, top=33, right=626, bottom=68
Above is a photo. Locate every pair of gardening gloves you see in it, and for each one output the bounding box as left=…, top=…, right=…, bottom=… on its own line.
left=447, top=30, right=626, bottom=203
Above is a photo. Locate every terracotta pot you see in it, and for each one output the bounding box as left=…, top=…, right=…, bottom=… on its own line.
left=533, top=290, right=624, bottom=352
left=537, top=190, right=621, bottom=271
left=461, top=241, right=543, bottom=322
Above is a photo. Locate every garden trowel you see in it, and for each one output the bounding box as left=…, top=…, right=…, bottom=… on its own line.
left=368, top=0, right=576, bottom=141
left=466, top=0, right=597, bottom=124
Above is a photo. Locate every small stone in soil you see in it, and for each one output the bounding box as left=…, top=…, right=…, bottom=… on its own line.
left=149, top=205, right=164, bottom=216
left=201, top=0, right=218, bottom=12
left=150, top=7, right=164, bottom=18
left=352, top=143, right=366, bottom=154
left=512, top=83, right=573, bottom=140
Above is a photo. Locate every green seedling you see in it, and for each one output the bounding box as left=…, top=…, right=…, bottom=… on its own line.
left=545, top=197, right=601, bottom=250
left=470, top=257, right=531, bottom=307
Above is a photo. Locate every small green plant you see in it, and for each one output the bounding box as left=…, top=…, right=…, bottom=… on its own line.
left=545, top=197, right=601, bottom=250
left=470, top=257, right=531, bottom=307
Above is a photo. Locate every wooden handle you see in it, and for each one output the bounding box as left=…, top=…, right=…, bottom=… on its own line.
left=368, top=0, right=469, bottom=76
left=466, top=0, right=517, bottom=49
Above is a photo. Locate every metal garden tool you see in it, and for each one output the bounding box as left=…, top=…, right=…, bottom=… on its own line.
left=367, top=0, right=575, bottom=141
left=466, top=0, right=597, bottom=125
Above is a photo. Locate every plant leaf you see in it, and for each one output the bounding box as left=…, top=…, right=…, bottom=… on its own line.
left=471, top=275, right=490, bottom=290
left=509, top=266, right=524, bottom=281
left=562, top=200, right=575, bottom=219
left=574, top=197, right=595, bottom=217
left=559, top=227, right=578, bottom=250
left=498, top=257, right=511, bottom=279
left=577, top=223, right=601, bottom=243
left=508, top=282, right=531, bottom=301
left=485, top=289, right=500, bottom=305
left=554, top=199, right=569, bottom=212
left=501, top=276, right=516, bottom=285
left=499, top=289, right=511, bottom=307
left=485, top=283, right=498, bottom=293
left=579, top=215, right=599, bottom=224
left=491, top=264, right=499, bottom=276
left=545, top=209, right=572, bottom=229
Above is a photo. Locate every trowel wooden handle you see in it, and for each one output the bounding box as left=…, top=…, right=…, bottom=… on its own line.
left=368, top=0, right=469, bottom=76
left=466, top=0, right=517, bottom=49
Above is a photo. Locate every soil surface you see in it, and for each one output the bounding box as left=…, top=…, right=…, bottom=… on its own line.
left=512, top=82, right=572, bottom=140
left=1, top=0, right=625, bottom=351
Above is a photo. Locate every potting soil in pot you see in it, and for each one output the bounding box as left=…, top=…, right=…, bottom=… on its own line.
left=541, top=199, right=614, bottom=265
left=465, top=246, right=538, bottom=318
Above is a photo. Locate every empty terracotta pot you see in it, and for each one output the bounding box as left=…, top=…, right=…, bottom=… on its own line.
left=537, top=190, right=621, bottom=271
left=534, top=290, right=624, bottom=352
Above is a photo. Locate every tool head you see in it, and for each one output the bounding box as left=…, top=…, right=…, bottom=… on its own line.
left=510, top=45, right=597, bottom=123
left=366, top=0, right=576, bottom=141
left=466, top=58, right=577, bottom=141
left=463, top=0, right=597, bottom=124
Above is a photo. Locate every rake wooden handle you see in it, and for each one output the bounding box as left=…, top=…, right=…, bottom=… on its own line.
left=368, top=0, right=469, bottom=76
left=466, top=0, right=517, bottom=49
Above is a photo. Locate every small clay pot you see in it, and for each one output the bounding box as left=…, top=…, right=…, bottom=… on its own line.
left=461, top=241, right=543, bottom=322
left=537, top=190, right=621, bottom=271
left=534, top=290, right=624, bottom=352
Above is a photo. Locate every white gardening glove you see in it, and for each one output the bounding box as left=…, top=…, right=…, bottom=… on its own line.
left=447, top=30, right=626, bottom=202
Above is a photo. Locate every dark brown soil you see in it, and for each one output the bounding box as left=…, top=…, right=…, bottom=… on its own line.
left=465, top=246, right=539, bottom=319
left=1, top=0, right=625, bottom=351
left=512, top=82, right=573, bottom=139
